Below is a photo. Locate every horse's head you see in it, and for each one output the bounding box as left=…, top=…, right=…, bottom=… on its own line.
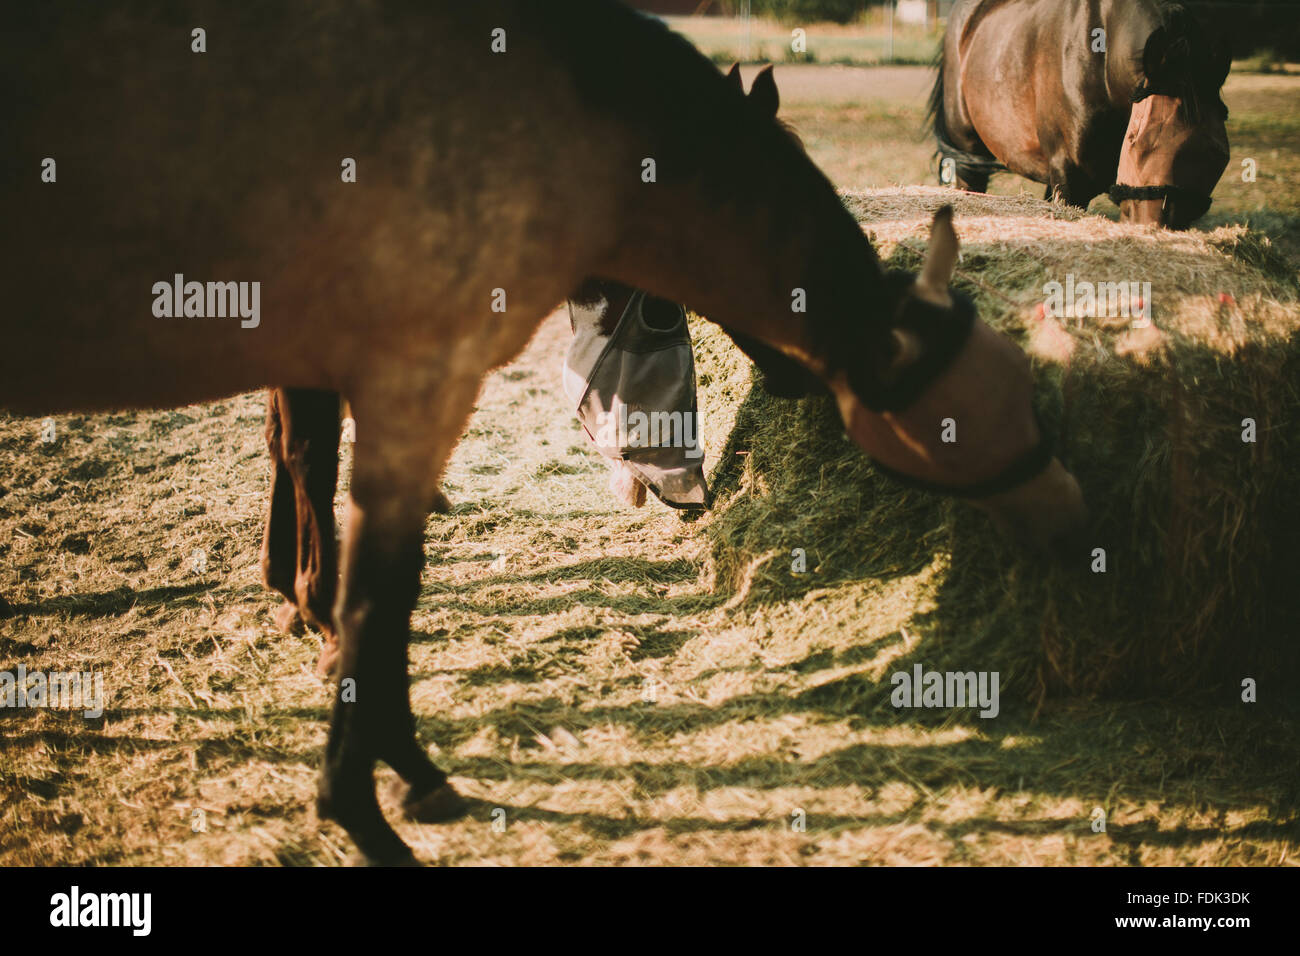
left=829, top=207, right=1087, bottom=557
left=1112, top=13, right=1231, bottom=229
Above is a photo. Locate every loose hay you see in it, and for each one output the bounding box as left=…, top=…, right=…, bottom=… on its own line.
left=696, top=186, right=1300, bottom=701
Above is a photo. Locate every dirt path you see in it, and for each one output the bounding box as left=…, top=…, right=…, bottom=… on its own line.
left=737, top=63, right=935, bottom=105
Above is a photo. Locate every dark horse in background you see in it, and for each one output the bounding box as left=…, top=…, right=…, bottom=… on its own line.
left=5, top=1, right=1086, bottom=864
left=930, top=0, right=1231, bottom=228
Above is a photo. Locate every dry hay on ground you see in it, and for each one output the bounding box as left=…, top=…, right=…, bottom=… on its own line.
left=696, top=186, right=1300, bottom=701
left=3, top=187, right=1298, bottom=866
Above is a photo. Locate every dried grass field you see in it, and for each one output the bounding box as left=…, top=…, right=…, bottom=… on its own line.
left=2, top=62, right=1299, bottom=867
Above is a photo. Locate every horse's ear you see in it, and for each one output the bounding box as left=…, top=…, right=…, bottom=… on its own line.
left=749, top=64, right=780, bottom=118
left=725, top=62, right=743, bottom=93
left=916, top=205, right=958, bottom=306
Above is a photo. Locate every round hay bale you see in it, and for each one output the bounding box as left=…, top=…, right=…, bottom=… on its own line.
left=693, top=186, right=1300, bottom=702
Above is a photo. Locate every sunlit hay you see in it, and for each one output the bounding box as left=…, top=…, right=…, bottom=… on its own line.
left=697, top=186, right=1300, bottom=702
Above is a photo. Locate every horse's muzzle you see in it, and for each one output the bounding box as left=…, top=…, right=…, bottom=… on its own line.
left=973, top=457, right=1088, bottom=560
left=1111, top=184, right=1213, bottom=230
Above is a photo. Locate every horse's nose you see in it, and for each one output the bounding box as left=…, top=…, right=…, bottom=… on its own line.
left=975, top=458, right=1088, bottom=560
left=1045, top=518, right=1094, bottom=567
left=1120, top=198, right=1165, bottom=227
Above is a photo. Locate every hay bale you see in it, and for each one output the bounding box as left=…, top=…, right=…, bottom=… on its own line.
left=694, top=186, right=1300, bottom=701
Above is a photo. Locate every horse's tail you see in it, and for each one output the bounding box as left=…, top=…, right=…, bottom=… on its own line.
left=926, top=48, right=949, bottom=146
left=927, top=47, right=1006, bottom=176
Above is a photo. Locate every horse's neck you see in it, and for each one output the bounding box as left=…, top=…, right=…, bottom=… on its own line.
left=597, top=161, right=892, bottom=385
left=1104, top=0, right=1166, bottom=101
left=527, top=2, right=894, bottom=388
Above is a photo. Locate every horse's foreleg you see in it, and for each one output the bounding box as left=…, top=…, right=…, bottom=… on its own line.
left=1045, top=162, right=1070, bottom=204
left=955, top=167, right=990, bottom=194
left=260, top=389, right=300, bottom=619
left=260, top=388, right=343, bottom=675
left=317, top=379, right=479, bottom=864
left=286, top=390, right=342, bottom=674
left=1046, top=160, right=1095, bottom=209
left=318, top=492, right=434, bottom=864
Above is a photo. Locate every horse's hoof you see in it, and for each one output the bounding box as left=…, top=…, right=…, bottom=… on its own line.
left=362, top=847, right=421, bottom=867
left=430, top=488, right=451, bottom=514
left=393, top=780, right=470, bottom=824
left=273, top=600, right=304, bottom=635
left=315, top=638, right=340, bottom=680
left=318, top=792, right=421, bottom=866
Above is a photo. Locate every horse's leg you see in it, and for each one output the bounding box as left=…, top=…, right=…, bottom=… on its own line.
left=316, top=378, right=479, bottom=864
left=955, top=167, right=989, bottom=194
left=1047, top=160, right=1095, bottom=209
left=260, top=389, right=301, bottom=630
left=287, top=390, right=343, bottom=674
left=260, top=388, right=343, bottom=675
left=1046, top=174, right=1074, bottom=205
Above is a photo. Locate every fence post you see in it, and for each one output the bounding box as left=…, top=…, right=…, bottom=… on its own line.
left=742, top=0, right=751, bottom=62
left=888, top=0, right=895, bottom=63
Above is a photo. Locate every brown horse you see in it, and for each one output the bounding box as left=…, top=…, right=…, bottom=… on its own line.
left=261, top=65, right=818, bottom=678
left=3, top=1, right=1085, bottom=864
left=930, top=0, right=1230, bottom=228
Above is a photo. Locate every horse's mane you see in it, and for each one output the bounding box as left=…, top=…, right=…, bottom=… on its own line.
left=569, top=112, right=805, bottom=307
left=545, top=1, right=891, bottom=379
left=1144, top=1, right=1230, bottom=122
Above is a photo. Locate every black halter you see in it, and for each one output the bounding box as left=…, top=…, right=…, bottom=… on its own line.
left=857, top=277, right=978, bottom=414
left=1107, top=181, right=1212, bottom=212
left=853, top=278, right=1056, bottom=499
